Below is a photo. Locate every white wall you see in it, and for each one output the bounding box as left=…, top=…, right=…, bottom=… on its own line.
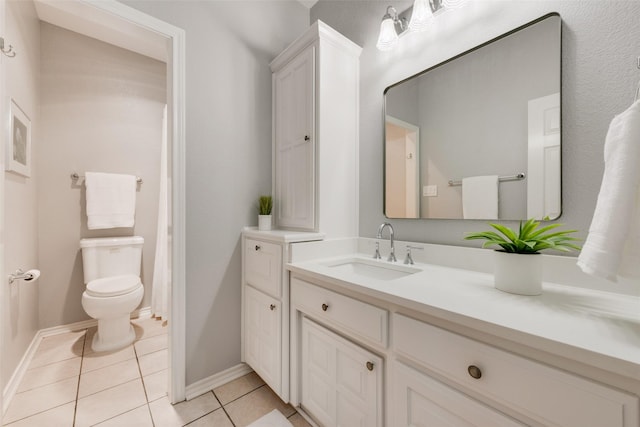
left=37, top=23, right=166, bottom=328
left=3, top=0, right=40, bottom=391
left=311, top=0, right=640, bottom=248
left=121, top=0, right=309, bottom=385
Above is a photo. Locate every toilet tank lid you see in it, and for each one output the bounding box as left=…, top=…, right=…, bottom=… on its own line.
left=80, top=236, right=144, bottom=248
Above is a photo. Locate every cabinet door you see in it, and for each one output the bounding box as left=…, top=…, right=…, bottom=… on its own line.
left=244, top=285, right=281, bottom=396
left=274, top=46, right=315, bottom=230
left=244, top=238, right=282, bottom=298
left=301, top=317, right=382, bottom=427
left=392, top=361, right=525, bottom=427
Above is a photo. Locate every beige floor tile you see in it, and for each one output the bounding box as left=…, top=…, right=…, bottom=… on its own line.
left=93, top=404, right=153, bottom=427
left=138, top=348, right=168, bottom=377
left=132, top=317, right=167, bottom=340
left=134, top=333, right=168, bottom=357
left=17, top=357, right=81, bottom=393
left=288, top=412, right=313, bottom=427
left=78, top=358, right=141, bottom=398
left=213, top=372, right=265, bottom=405
left=149, top=393, right=220, bottom=427
left=3, top=402, right=75, bottom=427
left=81, top=345, right=135, bottom=373
left=143, top=369, right=168, bottom=402
left=186, top=408, right=234, bottom=427
left=75, top=379, right=147, bottom=427
left=224, top=386, right=296, bottom=427
left=3, top=377, right=78, bottom=424
left=29, top=333, right=85, bottom=369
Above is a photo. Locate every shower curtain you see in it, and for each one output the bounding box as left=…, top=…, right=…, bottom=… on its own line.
left=152, top=105, right=170, bottom=320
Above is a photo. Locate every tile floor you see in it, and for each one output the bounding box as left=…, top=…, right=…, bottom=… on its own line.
left=3, top=317, right=311, bottom=427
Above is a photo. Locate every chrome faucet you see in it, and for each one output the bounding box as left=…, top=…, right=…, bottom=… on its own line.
left=376, top=222, right=396, bottom=262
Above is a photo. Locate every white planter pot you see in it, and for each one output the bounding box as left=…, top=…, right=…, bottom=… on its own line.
left=493, top=251, right=542, bottom=296
left=258, top=215, right=272, bottom=231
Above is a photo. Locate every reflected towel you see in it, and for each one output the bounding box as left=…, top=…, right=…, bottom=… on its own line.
left=462, top=175, right=499, bottom=219
left=578, top=101, right=640, bottom=281
left=85, top=172, right=137, bottom=229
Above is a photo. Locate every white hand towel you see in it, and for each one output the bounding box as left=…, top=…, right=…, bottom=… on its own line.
left=85, top=172, right=137, bottom=230
left=577, top=101, right=640, bottom=281
left=462, top=175, right=499, bottom=219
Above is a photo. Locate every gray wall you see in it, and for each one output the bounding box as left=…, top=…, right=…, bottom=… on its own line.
left=38, top=23, right=166, bottom=328
left=123, top=0, right=309, bottom=386
left=311, top=0, right=640, bottom=248
left=3, top=0, right=41, bottom=391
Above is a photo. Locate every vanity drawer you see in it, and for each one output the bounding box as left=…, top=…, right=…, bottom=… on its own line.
left=291, top=278, right=388, bottom=347
left=244, top=238, right=282, bottom=298
left=393, top=314, right=639, bottom=427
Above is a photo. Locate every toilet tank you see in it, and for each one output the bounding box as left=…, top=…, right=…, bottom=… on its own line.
left=80, top=236, right=144, bottom=284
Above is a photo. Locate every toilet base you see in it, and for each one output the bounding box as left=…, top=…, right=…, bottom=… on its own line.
left=92, top=316, right=136, bottom=352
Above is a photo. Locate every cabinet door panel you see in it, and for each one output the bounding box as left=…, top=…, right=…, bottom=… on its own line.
left=244, top=286, right=281, bottom=395
left=244, top=239, right=281, bottom=298
left=301, top=317, right=382, bottom=427
left=274, top=47, right=315, bottom=230
left=392, top=361, right=525, bottom=427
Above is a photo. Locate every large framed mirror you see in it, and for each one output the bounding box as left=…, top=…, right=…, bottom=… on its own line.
left=384, top=13, right=561, bottom=220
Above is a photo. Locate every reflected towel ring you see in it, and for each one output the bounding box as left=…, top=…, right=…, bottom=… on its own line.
left=0, top=37, right=15, bottom=58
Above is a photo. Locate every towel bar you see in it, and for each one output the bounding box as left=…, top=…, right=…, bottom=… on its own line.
left=71, top=172, right=143, bottom=184
left=448, top=173, right=525, bottom=187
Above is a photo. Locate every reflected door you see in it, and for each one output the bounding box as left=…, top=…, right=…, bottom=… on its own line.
left=385, top=116, right=419, bottom=218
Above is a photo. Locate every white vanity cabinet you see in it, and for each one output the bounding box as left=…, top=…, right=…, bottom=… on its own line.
left=392, top=313, right=640, bottom=427
left=291, top=277, right=386, bottom=426
left=270, top=21, right=361, bottom=237
left=241, top=229, right=323, bottom=402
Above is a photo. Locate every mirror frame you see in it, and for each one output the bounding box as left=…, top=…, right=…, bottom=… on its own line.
left=383, top=12, right=562, bottom=220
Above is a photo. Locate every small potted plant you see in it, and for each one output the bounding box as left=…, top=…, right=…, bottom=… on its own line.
left=464, top=218, right=580, bottom=295
left=258, top=195, right=273, bottom=231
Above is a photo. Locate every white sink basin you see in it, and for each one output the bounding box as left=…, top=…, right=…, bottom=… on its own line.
left=324, top=258, right=420, bottom=281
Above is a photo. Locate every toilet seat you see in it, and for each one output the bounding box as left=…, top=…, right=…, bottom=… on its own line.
left=86, top=274, right=141, bottom=297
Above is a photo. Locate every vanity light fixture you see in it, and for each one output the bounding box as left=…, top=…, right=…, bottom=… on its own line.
left=376, top=0, right=469, bottom=51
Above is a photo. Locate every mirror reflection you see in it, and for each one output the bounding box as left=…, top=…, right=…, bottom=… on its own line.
left=384, top=14, right=561, bottom=220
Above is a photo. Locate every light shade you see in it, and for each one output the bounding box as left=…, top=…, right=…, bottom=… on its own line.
left=376, top=17, right=399, bottom=51
left=408, top=0, right=433, bottom=32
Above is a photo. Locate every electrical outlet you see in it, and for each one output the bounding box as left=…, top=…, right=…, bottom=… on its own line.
left=423, top=185, right=438, bottom=197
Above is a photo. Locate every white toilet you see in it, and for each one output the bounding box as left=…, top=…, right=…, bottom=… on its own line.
left=80, top=236, right=144, bottom=352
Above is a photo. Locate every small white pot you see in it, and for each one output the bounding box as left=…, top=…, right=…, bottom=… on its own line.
left=258, top=214, right=272, bottom=231
left=493, top=251, right=542, bottom=296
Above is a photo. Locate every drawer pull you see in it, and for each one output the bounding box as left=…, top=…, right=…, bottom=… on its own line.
left=321, top=303, right=329, bottom=312
left=269, top=304, right=276, bottom=311
left=304, top=135, right=310, bottom=141
left=255, top=245, right=261, bottom=251
left=468, top=365, right=482, bottom=379
left=366, top=361, right=374, bottom=371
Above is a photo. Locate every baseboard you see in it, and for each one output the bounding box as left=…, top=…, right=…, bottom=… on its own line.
left=185, top=363, right=253, bottom=401
left=2, top=307, right=153, bottom=415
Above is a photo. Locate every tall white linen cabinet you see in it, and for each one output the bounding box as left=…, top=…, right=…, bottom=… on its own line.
left=270, top=20, right=361, bottom=238
left=241, top=21, right=361, bottom=407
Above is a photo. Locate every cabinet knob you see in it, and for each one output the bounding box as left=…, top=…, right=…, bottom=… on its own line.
left=366, top=361, right=374, bottom=371
left=269, top=304, right=276, bottom=311
left=467, top=365, right=482, bottom=379
left=321, top=303, right=329, bottom=312
left=304, top=135, right=310, bottom=141
left=255, top=245, right=261, bottom=251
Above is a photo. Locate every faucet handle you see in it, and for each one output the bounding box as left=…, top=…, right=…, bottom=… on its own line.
left=374, top=241, right=382, bottom=259
left=404, top=245, right=424, bottom=265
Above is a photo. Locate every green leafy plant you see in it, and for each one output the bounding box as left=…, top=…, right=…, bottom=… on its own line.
left=258, top=195, right=273, bottom=215
left=464, top=218, right=581, bottom=254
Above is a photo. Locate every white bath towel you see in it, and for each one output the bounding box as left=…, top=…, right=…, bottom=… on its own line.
left=577, top=101, right=640, bottom=281
left=462, top=175, right=499, bottom=219
left=85, top=172, right=137, bottom=229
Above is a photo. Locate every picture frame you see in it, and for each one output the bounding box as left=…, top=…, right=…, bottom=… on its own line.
left=7, top=99, right=31, bottom=178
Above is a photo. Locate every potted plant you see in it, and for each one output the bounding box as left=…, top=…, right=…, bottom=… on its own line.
left=258, top=195, right=273, bottom=231
left=464, top=218, right=580, bottom=295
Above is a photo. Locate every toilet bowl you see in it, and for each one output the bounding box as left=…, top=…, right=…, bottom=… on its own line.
left=80, top=236, right=144, bottom=352
left=81, top=275, right=144, bottom=352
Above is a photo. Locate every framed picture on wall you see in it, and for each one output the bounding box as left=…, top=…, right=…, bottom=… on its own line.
left=7, top=99, right=31, bottom=177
